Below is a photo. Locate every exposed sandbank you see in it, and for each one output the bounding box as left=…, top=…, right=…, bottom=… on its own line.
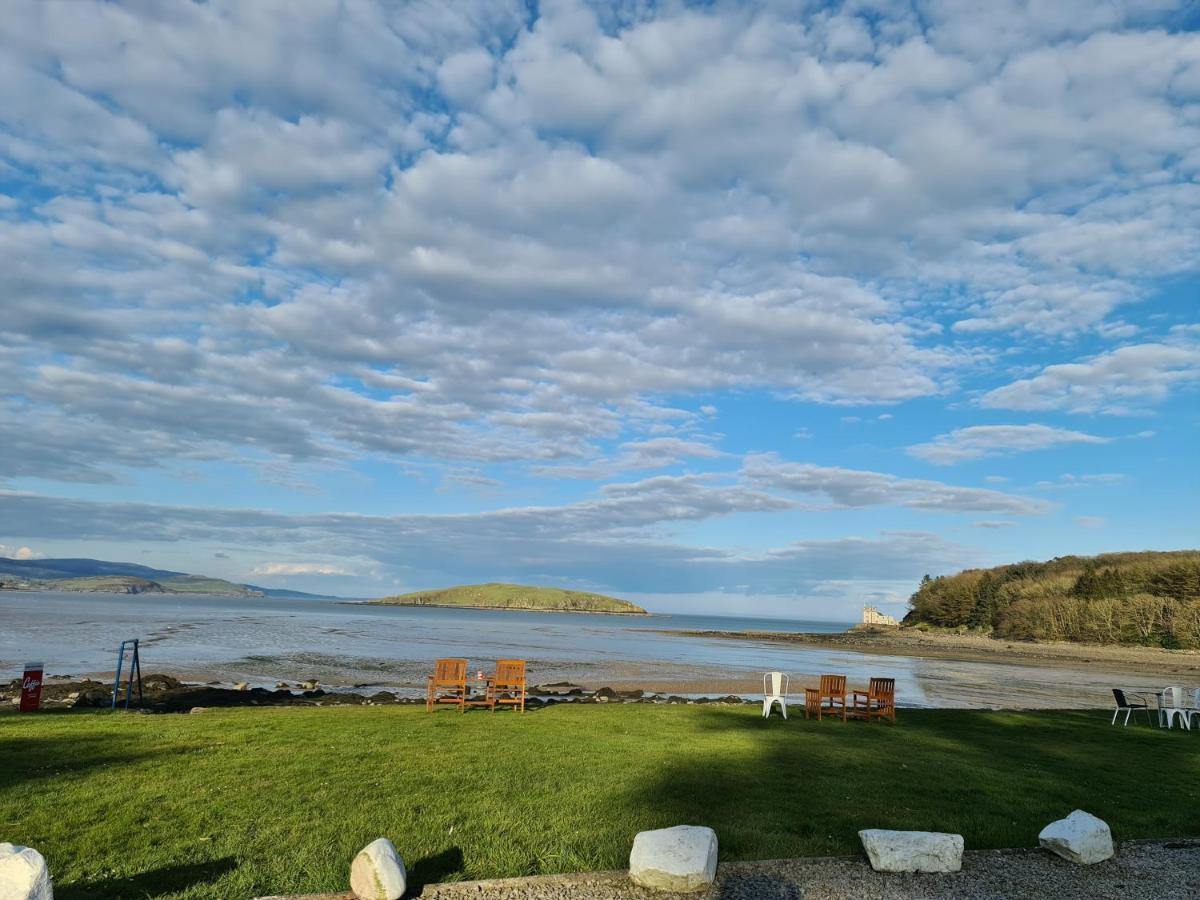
left=663, top=626, right=1200, bottom=678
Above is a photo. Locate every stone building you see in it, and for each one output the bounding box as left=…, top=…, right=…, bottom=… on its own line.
left=862, top=604, right=899, bottom=626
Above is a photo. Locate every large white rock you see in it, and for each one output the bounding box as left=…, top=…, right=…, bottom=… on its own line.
left=1038, top=810, right=1114, bottom=865
left=859, top=829, right=964, bottom=873
left=629, top=825, right=718, bottom=892
left=350, top=837, right=406, bottom=900
left=0, top=843, right=53, bottom=900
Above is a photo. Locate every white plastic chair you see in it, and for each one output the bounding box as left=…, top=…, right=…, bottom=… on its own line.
left=763, top=671, right=789, bottom=719
left=1158, top=686, right=1190, bottom=729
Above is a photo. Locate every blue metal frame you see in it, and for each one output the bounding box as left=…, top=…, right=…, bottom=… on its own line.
left=111, top=638, right=143, bottom=710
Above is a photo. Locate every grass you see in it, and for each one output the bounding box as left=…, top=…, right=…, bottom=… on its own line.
left=373, top=582, right=647, bottom=614
left=2, top=704, right=1197, bottom=899
left=47, top=575, right=164, bottom=592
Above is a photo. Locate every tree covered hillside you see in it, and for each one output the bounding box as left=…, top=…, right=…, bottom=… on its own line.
left=905, top=551, right=1200, bottom=648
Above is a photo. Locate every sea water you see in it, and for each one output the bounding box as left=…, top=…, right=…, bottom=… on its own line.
left=0, top=591, right=1167, bottom=707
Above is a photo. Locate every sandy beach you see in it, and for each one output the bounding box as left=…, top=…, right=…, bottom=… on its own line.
left=662, top=626, right=1200, bottom=677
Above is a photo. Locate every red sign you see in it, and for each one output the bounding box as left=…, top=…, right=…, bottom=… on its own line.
left=19, top=661, right=43, bottom=712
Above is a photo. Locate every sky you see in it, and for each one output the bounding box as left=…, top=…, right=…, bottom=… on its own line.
left=1, top=0, right=1198, bottom=620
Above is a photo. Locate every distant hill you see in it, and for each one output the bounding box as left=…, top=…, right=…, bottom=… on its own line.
left=372, top=582, right=647, bottom=615
left=53, top=575, right=166, bottom=594
left=905, top=550, right=1200, bottom=648
left=0, top=557, right=341, bottom=600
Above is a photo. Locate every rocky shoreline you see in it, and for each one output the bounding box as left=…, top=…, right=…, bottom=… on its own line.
left=1, top=674, right=752, bottom=714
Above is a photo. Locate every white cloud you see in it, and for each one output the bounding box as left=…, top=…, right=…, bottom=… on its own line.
left=908, top=423, right=1110, bottom=465
left=0, top=544, right=44, bottom=559
left=1075, top=515, right=1106, bottom=528
left=532, top=437, right=723, bottom=480
left=973, top=520, right=1017, bottom=529
left=251, top=562, right=354, bottom=577
left=1035, top=473, right=1126, bottom=490
left=981, top=341, right=1200, bottom=414
left=742, top=454, right=1050, bottom=515
left=0, top=486, right=976, bottom=596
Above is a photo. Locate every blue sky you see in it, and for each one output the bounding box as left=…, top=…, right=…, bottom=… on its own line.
left=1, top=0, right=1198, bottom=619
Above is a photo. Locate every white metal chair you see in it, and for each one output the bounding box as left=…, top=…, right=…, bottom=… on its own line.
left=763, top=671, right=789, bottom=719
left=1158, top=686, right=1190, bottom=729
left=1185, top=688, right=1200, bottom=730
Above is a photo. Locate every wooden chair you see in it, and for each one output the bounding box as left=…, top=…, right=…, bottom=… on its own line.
left=852, top=677, right=896, bottom=724
left=487, top=659, right=527, bottom=713
left=804, top=674, right=848, bottom=721
left=426, top=658, right=469, bottom=713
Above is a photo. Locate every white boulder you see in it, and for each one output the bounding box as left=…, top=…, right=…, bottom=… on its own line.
left=350, top=838, right=406, bottom=900
left=1038, top=810, right=1113, bottom=865
left=629, top=825, right=718, bottom=892
left=0, top=843, right=53, bottom=900
left=859, top=829, right=963, bottom=873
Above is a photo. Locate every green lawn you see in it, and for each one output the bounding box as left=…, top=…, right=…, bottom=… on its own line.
left=2, top=705, right=1197, bottom=899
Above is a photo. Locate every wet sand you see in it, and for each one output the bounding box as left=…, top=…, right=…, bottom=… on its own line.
left=593, top=628, right=1200, bottom=708
left=51, top=635, right=1192, bottom=710
left=663, top=626, right=1200, bottom=677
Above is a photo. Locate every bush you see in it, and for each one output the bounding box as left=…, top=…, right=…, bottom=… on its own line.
left=906, top=551, right=1200, bottom=648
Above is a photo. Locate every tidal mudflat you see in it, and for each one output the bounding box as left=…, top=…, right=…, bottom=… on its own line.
left=0, top=591, right=1178, bottom=708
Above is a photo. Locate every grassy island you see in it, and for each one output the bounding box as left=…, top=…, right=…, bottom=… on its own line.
left=371, top=582, right=647, bottom=615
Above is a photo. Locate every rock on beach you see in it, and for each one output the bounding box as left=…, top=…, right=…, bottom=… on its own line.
left=1038, top=810, right=1114, bottom=864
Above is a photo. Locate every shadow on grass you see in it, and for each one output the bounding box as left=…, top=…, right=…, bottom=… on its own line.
left=56, top=857, right=237, bottom=900
left=619, top=706, right=1198, bottom=865
left=408, top=845, right=465, bottom=893
left=0, top=734, right=175, bottom=793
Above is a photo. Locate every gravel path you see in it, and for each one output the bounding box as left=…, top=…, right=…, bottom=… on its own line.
left=259, top=839, right=1200, bottom=900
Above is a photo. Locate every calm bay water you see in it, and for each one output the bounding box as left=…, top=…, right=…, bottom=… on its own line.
left=0, top=590, right=847, bottom=684
left=0, top=591, right=1168, bottom=707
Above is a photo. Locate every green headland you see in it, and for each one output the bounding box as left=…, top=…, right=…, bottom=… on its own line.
left=0, top=556, right=337, bottom=599
left=905, top=549, right=1200, bottom=648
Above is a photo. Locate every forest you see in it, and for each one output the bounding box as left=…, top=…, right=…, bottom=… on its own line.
left=904, top=550, right=1200, bottom=648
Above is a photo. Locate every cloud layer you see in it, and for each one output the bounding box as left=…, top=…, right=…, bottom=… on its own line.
left=3, top=1, right=1199, bottom=484
left=0, top=483, right=975, bottom=597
